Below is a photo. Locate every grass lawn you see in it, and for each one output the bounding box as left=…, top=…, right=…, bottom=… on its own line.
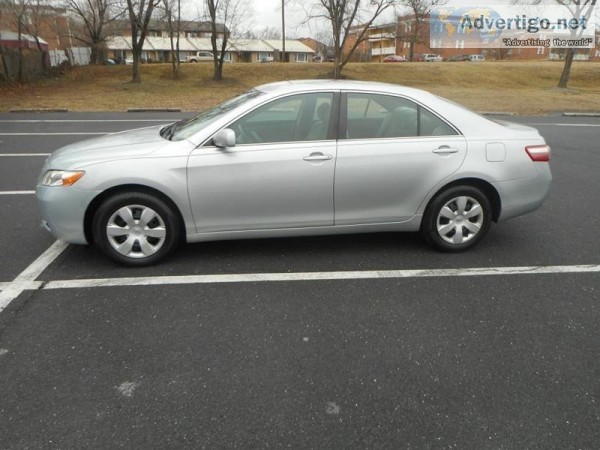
left=1, top=61, right=599, bottom=115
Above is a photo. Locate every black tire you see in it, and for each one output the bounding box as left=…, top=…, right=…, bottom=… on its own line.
left=421, top=185, right=492, bottom=252
left=92, top=192, right=181, bottom=266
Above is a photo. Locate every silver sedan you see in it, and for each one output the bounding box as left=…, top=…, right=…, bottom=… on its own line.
left=37, top=80, right=552, bottom=266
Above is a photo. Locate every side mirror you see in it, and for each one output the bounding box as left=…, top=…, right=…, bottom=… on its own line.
left=213, top=128, right=236, bottom=148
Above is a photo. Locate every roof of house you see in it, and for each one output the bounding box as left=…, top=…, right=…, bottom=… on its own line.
left=105, top=36, right=316, bottom=54
left=261, top=39, right=315, bottom=53
left=0, top=30, right=48, bottom=44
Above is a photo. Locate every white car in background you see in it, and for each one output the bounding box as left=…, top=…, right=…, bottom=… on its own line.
left=424, top=54, right=443, bottom=62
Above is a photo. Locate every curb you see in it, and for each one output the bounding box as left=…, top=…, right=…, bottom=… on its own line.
left=563, top=112, right=600, bottom=117
left=478, top=111, right=515, bottom=116
left=10, top=108, right=68, bottom=113
left=127, top=108, right=181, bottom=113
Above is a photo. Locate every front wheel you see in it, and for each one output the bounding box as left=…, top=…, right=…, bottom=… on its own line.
left=421, top=186, right=492, bottom=252
left=92, top=192, right=181, bottom=266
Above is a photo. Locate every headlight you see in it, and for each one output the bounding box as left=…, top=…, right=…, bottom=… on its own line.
left=40, top=170, right=85, bottom=187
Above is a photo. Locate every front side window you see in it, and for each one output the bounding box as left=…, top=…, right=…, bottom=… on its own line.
left=229, top=92, right=334, bottom=145
left=164, top=89, right=265, bottom=141
left=345, top=93, right=457, bottom=139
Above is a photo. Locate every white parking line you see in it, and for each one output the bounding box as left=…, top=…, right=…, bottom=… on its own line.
left=0, top=153, right=50, bottom=157
left=528, top=123, right=600, bottom=127
left=0, top=133, right=109, bottom=136
left=0, top=191, right=36, bottom=195
left=36, top=263, right=600, bottom=289
left=1, top=263, right=598, bottom=307
left=0, top=240, right=68, bottom=313
left=0, top=119, right=176, bottom=123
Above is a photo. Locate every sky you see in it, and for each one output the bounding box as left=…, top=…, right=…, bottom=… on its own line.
left=248, top=0, right=512, bottom=37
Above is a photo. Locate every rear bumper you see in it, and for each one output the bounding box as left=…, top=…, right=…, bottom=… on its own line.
left=36, top=185, right=101, bottom=244
left=495, top=163, right=552, bottom=222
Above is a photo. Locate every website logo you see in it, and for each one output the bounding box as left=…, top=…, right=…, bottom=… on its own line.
left=431, top=4, right=596, bottom=49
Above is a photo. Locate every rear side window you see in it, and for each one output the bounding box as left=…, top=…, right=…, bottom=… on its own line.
left=345, top=93, right=457, bottom=139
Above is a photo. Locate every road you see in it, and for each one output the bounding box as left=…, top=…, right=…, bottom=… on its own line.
left=0, top=112, right=599, bottom=448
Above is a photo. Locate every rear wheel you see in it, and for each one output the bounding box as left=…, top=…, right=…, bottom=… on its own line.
left=92, top=192, right=181, bottom=266
left=421, top=186, right=491, bottom=252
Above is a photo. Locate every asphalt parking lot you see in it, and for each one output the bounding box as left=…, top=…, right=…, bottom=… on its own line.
left=0, top=112, right=599, bottom=448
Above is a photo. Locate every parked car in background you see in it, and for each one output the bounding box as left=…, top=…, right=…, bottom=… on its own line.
left=37, top=80, right=552, bottom=266
left=469, top=54, right=486, bottom=62
left=383, top=55, right=407, bottom=63
left=424, top=53, right=443, bottom=62
left=186, top=51, right=214, bottom=62
left=446, top=54, right=470, bottom=62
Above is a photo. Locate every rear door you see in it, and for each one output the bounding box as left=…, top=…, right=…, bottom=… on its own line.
left=334, top=92, right=467, bottom=225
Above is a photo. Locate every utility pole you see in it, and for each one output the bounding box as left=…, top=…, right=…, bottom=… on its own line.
left=281, top=0, right=286, bottom=62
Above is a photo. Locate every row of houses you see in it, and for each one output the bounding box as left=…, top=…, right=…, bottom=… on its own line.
left=105, top=36, right=315, bottom=64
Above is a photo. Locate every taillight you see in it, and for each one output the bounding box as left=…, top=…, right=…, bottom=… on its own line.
left=526, top=144, right=551, bottom=162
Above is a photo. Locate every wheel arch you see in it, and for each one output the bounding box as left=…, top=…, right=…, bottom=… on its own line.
left=84, top=184, right=186, bottom=245
left=423, top=178, right=501, bottom=223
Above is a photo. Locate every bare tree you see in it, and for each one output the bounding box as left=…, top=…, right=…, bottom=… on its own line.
left=64, top=0, right=124, bottom=64
left=258, top=25, right=281, bottom=39
left=205, top=0, right=250, bottom=81
left=4, top=0, right=29, bottom=81
left=542, top=0, right=596, bottom=88
left=125, top=0, right=160, bottom=82
left=160, top=0, right=181, bottom=79
left=307, top=0, right=397, bottom=79
left=20, top=0, right=56, bottom=71
left=398, top=0, right=444, bottom=62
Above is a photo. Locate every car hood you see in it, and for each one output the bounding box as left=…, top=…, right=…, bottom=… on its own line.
left=47, top=125, right=171, bottom=169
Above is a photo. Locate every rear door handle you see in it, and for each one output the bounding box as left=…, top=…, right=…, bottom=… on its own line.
left=433, top=146, right=459, bottom=155
left=303, top=153, right=333, bottom=161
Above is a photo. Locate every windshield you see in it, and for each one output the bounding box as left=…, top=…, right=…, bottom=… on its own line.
left=162, top=89, right=264, bottom=141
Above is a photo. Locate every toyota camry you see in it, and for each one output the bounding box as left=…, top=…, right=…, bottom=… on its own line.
left=37, top=80, right=552, bottom=266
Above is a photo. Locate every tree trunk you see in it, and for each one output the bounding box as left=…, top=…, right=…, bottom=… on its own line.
left=212, top=58, right=223, bottom=81
left=90, top=46, right=98, bottom=65
left=131, top=51, right=141, bottom=83
left=558, top=48, right=575, bottom=89
left=17, top=23, right=24, bottom=82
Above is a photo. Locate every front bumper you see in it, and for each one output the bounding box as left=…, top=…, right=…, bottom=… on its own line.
left=36, top=185, right=101, bottom=244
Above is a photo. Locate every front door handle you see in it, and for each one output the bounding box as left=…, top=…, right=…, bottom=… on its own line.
left=433, top=145, right=459, bottom=155
left=303, top=153, right=333, bottom=162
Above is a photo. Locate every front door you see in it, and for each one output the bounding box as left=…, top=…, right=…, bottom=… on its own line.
left=187, top=91, right=337, bottom=232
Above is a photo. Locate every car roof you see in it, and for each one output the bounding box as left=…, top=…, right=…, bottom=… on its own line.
left=256, top=79, right=433, bottom=99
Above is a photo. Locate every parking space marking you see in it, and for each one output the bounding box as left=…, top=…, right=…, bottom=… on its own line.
left=41, top=264, right=600, bottom=290
left=1, top=263, right=598, bottom=307
left=0, top=240, right=68, bottom=313
left=0, top=153, right=50, bottom=157
left=0, top=119, right=176, bottom=123
left=0, top=191, right=35, bottom=195
left=0, top=133, right=109, bottom=136
left=528, top=123, right=600, bottom=127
